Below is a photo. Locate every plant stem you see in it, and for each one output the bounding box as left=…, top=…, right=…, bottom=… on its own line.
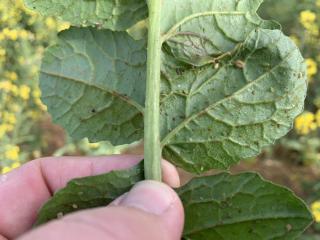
left=144, top=0, right=162, bottom=181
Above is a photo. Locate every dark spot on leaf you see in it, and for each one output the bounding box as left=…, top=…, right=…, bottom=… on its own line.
left=91, top=109, right=96, bottom=113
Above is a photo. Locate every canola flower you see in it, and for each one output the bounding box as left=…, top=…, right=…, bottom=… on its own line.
left=1, top=162, right=21, bottom=174
left=4, top=145, right=20, bottom=161
left=299, top=10, right=319, bottom=36
left=18, top=85, right=31, bottom=100
left=311, top=201, right=320, bottom=222
left=0, top=0, right=71, bottom=173
left=316, top=110, right=320, bottom=127
left=306, top=58, right=318, bottom=79
left=295, top=112, right=318, bottom=135
left=4, top=71, right=18, bottom=81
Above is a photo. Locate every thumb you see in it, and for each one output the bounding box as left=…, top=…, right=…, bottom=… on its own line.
left=18, top=181, right=184, bottom=240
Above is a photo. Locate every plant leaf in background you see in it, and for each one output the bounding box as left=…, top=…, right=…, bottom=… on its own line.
left=40, top=27, right=146, bottom=145
left=24, top=0, right=148, bottom=31
left=35, top=162, right=144, bottom=226
left=161, top=29, right=307, bottom=173
left=178, top=173, right=313, bottom=240
left=35, top=166, right=313, bottom=239
left=160, top=0, right=279, bottom=67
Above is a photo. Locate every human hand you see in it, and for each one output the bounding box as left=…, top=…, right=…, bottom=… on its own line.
left=0, top=155, right=184, bottom=240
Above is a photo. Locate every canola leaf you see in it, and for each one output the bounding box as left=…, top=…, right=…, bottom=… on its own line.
left=24, top=0, right=148, bottom=31
left=35, top=162, right=144, bottom=226
left=178, top=172, right=313, bottom=240
left=161, top=0, right=280, bottom=66
left=161, top=29, right=307, bottom=173
left=40, top=27, right=146, bottom=145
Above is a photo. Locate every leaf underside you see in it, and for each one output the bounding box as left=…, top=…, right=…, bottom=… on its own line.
left=40, top=28, right=146, bottom=145
left=179, top=173, right=313, bottom=240
left=24, top=0, right=148, bottom=31
left=161, top=29, right=307, bottom=173
left=35, top=166, right=313, bottom=239
left=38, top=0, right=307, bottom=174
left=35, top=162, right=144, bottom=226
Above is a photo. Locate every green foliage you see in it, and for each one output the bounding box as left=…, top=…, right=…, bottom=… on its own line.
left=0, top=0, right=65, bottom=173
left=179, top=173, right=312, bottom=239
left=34, top=162, right=312, bottom=239
left=161, top=29, right=306, bottom=172
left=40, top=27, right=146, bottom=145
left=35, top=162, right=144, bottom=226
left=25, top=0, right=313, bottom=238
left=160, top=0, right=279, bottom=67
left=24, top=0, right=148, bottom=31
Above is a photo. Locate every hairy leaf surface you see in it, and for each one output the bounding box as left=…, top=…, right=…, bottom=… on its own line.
left=161, top=29, right=307, bottom=173
left=25, top=0, right=148, bottom=31
left=178, top=172, right=313, bottom=240
left=40, top=27, right=146, bottom=145
left=161, top=0, right=279, bottom=66
left=35, top=162, right=144, bottom=226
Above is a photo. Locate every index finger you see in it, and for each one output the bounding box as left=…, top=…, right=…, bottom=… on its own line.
left=0, top=155, right=180, bottom=239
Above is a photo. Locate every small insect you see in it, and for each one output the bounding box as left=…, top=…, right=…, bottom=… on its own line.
left=234, top=60, right=245, bottom=69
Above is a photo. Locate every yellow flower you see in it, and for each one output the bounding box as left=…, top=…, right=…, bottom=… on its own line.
left=45, top=17, right=56, bottom=30
left=300, top=10, right=316, bottom=25
left=0, top=125, right=9, bottom=139
left=11, top=162, right=21, bottom=169
left=299, top=10, right=319, bottom=36
left=2, top=28, right=18, bottom=41
left=0, top=124, right=14, bottom=139
left=19, top=85, right=31, bottom=100
left=9, top=103, right=21, bottom=113
left=306, top=58, right=318, bottom=79
left=4, top=145, right=20, bottom=161
left=89, top=142, right=101, bottom=149
left=1, top=166, right=12, bottom=174
left=1, top=162, right=21, bottom=174
left=0, top=48, right=6, bottom=58
left=0, top=81, right=18, bottom=94
left=35, top=98, right=47, bottom=111
left=18, top=29, right=29, bottom=39
left=4, top=71, right=18, bottom=81
left=295, top=112, right=317, bottom=135
left=316, top=110, right=320, bottom=127
left=311, top=201, right=320, bottom=222
left=57, top=22, right=70, bottom=32
left=2, top=112, right=16, bottom=125
left=32, top=88, right=41, bottom=99
left=290, top=35, right=299, bottom=45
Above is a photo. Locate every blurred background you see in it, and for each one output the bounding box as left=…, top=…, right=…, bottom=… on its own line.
left=0, top=0, right=320, bottom=238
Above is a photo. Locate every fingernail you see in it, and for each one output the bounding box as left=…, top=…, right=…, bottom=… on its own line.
left=117, top=180, right=176, bottom=215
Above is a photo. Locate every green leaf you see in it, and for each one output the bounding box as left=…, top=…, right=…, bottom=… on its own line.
left=40, top=27, right=146, bottom=145
left=178, top=172, right=313, bottom=240
left=24, top=0, right=148, bottom=31
left=161, top=0, right=280, bottom=66
left=35, top=162, right=144, bottom=226
left=160, top=29, right=307, bottom=173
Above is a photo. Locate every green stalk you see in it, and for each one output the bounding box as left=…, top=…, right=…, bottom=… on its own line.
left=144, top=0, right=162, bottom=181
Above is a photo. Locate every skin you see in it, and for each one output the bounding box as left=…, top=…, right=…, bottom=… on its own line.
left=0, top=155, right=184, bottom=240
